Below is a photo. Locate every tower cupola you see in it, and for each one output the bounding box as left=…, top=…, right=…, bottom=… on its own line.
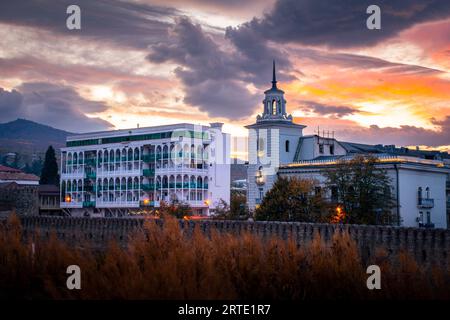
left=257, top=60, right=293, bottom=123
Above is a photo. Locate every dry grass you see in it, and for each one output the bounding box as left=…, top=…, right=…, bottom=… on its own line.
left=0, top=214, right=449, bottom=300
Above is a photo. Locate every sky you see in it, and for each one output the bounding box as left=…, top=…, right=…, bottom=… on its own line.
left=0, top=0, right=449, bottom=156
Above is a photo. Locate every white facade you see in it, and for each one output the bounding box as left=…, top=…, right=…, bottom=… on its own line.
left=60, top=123, right=230, bottom=217
left=280, top=157, right=448, bottom=228
left=247, top=62, right=449, bottom=228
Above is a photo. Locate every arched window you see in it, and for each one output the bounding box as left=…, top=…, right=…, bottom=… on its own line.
left=425, top=187, right=430, bottom=199
left=272, top=99, right=277, bottom=115
left=418, top=187, right=422, bottom=201
left=285, top=140, right=290, bottom=152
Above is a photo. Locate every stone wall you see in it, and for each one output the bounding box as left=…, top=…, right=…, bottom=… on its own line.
left=0, top=184, right=38, bottom=216
left=16, top=216, right=450, bottom=267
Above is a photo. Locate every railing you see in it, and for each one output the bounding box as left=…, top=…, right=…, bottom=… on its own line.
left=290, top=154, right=446, bottom=167
left=418, top=198, right=434, bottom=208
left=85, top=172, right=96, bottom=179
left=142, top=169, right=155, bottom=177
left=83, top=201, right=96, bottom=208
left=141, top=152, right=209, bottom=162
left=84, top=158, right=96, bottom=166
left=139, top=200, right=158, bottom=207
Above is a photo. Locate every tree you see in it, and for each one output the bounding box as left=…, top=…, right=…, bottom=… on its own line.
left=160, top=200, right=193, bottom=219
left=255, top=177, right=329, bottom=222
left=40, top=146, right=59, bottom=185
left=322, top=155, right=397, bottom=225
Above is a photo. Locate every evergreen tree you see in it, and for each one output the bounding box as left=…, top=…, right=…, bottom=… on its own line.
left=40, top=146, right=59, bottom=185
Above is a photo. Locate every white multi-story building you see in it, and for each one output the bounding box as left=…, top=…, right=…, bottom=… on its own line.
left=247, top=62, right=450, bottom=228
left=60, top=123, right=230, bottom=217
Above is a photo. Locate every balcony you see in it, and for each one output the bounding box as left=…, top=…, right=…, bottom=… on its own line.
left=83, top=201, right=96, bottom=208
left=142, top=169, right=155, bottom=177
left=84, top=158, right=96, bottom=166
left=418, top=222, right=435, bottom=228
left=418, top=198, right=434, bottom=209
left=142, top=184, right=155, bottom=191
left=84, top=185, right=96, bottom=192
left=85, top=172, right=96, bottom=179
left=140, top=200, right=158, bottom=207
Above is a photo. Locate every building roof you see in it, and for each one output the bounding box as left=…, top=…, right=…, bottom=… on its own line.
left=38, top=184, right=60, bottom=194
left=0, top=172, right=39, bottom=182
left=0, top=165, right=22, bottom=173
left=340, top=141, right=450, bottom=160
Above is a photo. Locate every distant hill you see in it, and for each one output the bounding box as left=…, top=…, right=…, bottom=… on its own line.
left=0, top=118, right=72, bottom=154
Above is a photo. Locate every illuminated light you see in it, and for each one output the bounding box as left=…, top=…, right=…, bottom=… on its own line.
left=65, top=195, right=71, bottom=202
left=143, top=199, right=150, bottom=205
left=331, top=206, right=345, bottom=224
left=204, top=199, right=210, bottom=206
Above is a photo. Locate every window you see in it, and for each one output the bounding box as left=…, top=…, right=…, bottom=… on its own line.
left=330, top=145, right=334, bottom=155
left=257, top=137, right=265, bottom=155
left=419, top=211, right=423, bottom=224
left=426, top=212, right=431, bottom=224
left=272, top=100, right=277, bottom=115
left=425, top=187, right=430, bottom=199
left=259, top=188, right=264, bottom=200
left=417, top=187, right=422, bottom=201
left=319, top=144, right=324, bottom=154
left=285, top=140, right=290, bottom=152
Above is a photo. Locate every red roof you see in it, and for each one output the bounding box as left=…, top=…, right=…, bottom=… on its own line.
left=0, top=165, right=22, bottom=173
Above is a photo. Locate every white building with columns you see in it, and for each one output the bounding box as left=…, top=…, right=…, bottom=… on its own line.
left=247, top=61, right=450, bottom=228
left=60, top=122, right=230, bottom=217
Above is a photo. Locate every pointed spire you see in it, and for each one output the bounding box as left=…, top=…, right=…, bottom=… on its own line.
left=271, top=59, right=277, bottom=88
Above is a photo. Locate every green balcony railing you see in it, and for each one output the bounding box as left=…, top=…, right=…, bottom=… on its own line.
left=85, top=172, right=96, bottom=179
left=85, top=158, right=96, bottom=166
left=84, top=185, right=96, bottom=192
left=83, top=201, right=96, bottom=208
left=141, top=184, right=156, bottom=191
left=143, top=169, right=155, bottom=177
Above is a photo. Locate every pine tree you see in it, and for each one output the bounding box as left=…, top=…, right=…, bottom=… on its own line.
left=40, top=146, right=59, bottom=185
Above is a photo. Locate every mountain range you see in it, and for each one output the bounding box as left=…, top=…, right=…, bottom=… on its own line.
left=0, top=118, right=72, bottom=155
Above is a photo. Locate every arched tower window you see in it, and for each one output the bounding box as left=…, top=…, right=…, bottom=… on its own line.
left=285, top=140, right=290, bottom=152
left=272, top=100, right=277, bottom=115
left=425, top=187, right=430, bottom=199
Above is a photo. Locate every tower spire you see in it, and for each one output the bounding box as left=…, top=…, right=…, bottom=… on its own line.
left=272, top=59, right=277, bottom=88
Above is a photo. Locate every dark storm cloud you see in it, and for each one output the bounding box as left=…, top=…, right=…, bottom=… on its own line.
left=339, top=116, right=450, bottom=147
left=295, top=48, right=444, bottom=75
left=148, top=17, right=286, bottom=119
left=0, top=83, right=113, bottom=132
left=0, top=0, right=178, bottom=49
left=233, top=0, right=450, bottom=48
left=300, top=101, right=357, bottom=118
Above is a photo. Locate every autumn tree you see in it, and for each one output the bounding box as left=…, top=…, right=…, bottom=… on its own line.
left=322, top=155, right=397, bottom=225
left=255, top=177, right=329, bottom=222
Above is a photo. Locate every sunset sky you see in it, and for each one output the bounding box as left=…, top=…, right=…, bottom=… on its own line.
left=0, top=0, right=449, bottom=155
